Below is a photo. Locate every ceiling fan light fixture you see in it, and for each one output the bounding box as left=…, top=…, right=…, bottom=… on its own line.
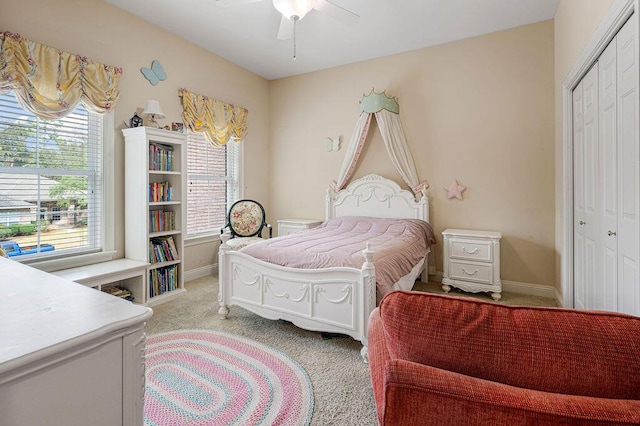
left=273, top=0, right=314, bottom=20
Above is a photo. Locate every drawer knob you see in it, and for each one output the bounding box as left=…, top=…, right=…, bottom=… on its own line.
left=462, top=247, right=479, bottom=255
left=461, top=268, right=479, bottom=276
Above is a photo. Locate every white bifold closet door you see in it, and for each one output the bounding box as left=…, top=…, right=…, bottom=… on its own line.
left=573, top=15, right=640, bottom=316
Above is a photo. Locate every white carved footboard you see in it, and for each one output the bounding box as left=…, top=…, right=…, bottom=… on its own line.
left=218, top=237, right=377, bottom=361
left=218, top=174, right=430, bottom=362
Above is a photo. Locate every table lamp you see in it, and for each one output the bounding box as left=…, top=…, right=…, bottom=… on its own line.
left=142, top=100, right=165, bottom=128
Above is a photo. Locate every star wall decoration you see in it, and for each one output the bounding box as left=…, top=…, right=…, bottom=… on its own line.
left=444, top=179, right=466, bottom=200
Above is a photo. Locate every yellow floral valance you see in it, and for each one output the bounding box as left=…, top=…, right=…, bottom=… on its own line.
left=179, top=88, right=248, bottom=146
left=0, top=31, right=122, bottom=119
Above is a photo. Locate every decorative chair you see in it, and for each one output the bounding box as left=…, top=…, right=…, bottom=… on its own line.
left=368, top=291, right=640, bottom=426
left=220, top=199, right=272, bottom=250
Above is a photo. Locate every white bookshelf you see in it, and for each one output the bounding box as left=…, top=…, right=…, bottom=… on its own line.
left=123, top=126, right=187, bottom=306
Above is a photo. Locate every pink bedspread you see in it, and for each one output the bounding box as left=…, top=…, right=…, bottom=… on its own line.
left=239, top=216, right=436, bottom=301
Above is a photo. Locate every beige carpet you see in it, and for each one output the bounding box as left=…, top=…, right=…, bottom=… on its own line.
left=145, top=275, right=556, bottom=425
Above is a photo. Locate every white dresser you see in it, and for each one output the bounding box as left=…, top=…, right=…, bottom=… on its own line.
left=277, top=219, right=323, bottom=236
left=441, top=229, right=502, bottom=301
left=0, top=257, right=153, bottom=426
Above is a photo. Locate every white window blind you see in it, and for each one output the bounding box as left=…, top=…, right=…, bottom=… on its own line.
left=0, top=92, right=103, bottom=260
left=186, top=132, right=241, bottom=237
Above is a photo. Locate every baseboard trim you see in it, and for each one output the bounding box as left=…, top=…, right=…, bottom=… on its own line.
left=185, top=264, right=217, bottom=282
left=428, top=271, right=444, bottom=283
left=428, top=272, right=556, bottom=300
left=501, top=280, right=556, bottom=299
left=554, top=288, right=564, bottom=308
left=190, top=266, right=558, bottom=300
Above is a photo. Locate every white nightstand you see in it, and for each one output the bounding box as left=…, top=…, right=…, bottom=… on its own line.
left=441, top=229, right=502, bottom=301
left=277, top=219, right=323, bottom=236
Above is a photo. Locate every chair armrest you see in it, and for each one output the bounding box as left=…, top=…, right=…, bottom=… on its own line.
left=266, top=223, right=272, bottom=238
left=381, top=360, right=640, bottom=426
left=367, top=308, right=388, bottom=425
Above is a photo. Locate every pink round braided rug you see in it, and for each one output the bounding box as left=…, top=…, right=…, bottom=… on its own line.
left=144, top=329, right=314, bottom=425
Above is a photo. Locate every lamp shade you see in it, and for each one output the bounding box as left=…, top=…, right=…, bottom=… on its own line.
left=142, top=100, right=166, bottom=119
left=273, top=0, right=314, bottom=20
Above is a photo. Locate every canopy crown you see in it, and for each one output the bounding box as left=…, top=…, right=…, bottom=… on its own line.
left=359, top=88, right=399, bottom=114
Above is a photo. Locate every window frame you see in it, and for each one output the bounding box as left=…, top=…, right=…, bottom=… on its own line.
left=184, top=132, right=244, bottom=246
left=6, top=111, right=116, bottom=272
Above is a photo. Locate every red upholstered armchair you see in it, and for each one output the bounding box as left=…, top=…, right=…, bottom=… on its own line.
left=368, top=291, right=640, bottom=425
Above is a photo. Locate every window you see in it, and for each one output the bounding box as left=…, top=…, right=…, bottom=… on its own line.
left=186, top=132, right=241, bottom=238
left=0, top=92, right=105, bottom=261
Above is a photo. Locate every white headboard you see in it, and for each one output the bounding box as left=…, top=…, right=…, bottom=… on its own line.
left=325, top=174, right=429, bottom=222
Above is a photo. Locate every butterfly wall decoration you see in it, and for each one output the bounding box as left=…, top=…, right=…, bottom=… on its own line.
left=140, top=60, right=167, bottom=86
left=325, top=136, right=341, bottom=152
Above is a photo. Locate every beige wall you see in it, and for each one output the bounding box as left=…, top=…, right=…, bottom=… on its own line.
left=553, top=0, right=616, bottom=292
left=269, top=21, right=556, bottom=287
left=5, top=1, right=615, bottom=292
left=1, top=0, right=270, bottom=270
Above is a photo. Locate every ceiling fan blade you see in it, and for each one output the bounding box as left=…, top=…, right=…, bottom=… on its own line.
left=215, top=0, right=263, bottom=7
left=277, top=15, right=294, bottom=40
left=314, top=0, right=359, bottom=25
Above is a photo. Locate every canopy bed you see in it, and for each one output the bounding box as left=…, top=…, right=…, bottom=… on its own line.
left=219, top=174, right=433, bottom=360
left=218, top=90, right=431, bottom=360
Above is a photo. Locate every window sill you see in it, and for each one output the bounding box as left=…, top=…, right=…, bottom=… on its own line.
left=185, top=234, right=220, bottom=247
left=24, top=250, right=118, bottom=273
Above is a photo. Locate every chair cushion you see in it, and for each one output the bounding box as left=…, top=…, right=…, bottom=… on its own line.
left=229, top=200, right=264, bottom=237
left=381, top=359, right=640, bottom=426
left=226, top=236, right=262, bottom=251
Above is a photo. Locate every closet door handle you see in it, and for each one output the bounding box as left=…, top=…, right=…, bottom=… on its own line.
left=608, top=230, right=617, bottom=236
left=579, top=221, right=586, bottom=225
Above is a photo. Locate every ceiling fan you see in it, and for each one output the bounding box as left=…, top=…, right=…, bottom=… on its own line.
left=216, top=0, right=359, bottom=59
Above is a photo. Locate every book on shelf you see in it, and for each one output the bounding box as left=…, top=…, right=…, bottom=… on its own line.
left=149, top=142, right=174, bottom=172
left=148, top=264, right=178, bottom=298
left=149, top=181, right=173, bottom=202
left=149, top=235, right=179, bottom=263
left=149, top=209, right=176, bottom=232
left=102, top=285, right=134, bottom=302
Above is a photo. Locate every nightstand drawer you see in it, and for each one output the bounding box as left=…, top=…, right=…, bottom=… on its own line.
left=449, top=261, right=493, bottom=285
left=442, top=229, right=502, bottom=300
left=450, top=239, right=492, bottom=262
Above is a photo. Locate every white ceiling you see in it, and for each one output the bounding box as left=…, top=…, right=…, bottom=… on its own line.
left=104, top=0, right=560, bottom=80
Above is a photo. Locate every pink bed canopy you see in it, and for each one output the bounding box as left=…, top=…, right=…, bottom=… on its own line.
left=332, top=89, right=428, bottom=197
